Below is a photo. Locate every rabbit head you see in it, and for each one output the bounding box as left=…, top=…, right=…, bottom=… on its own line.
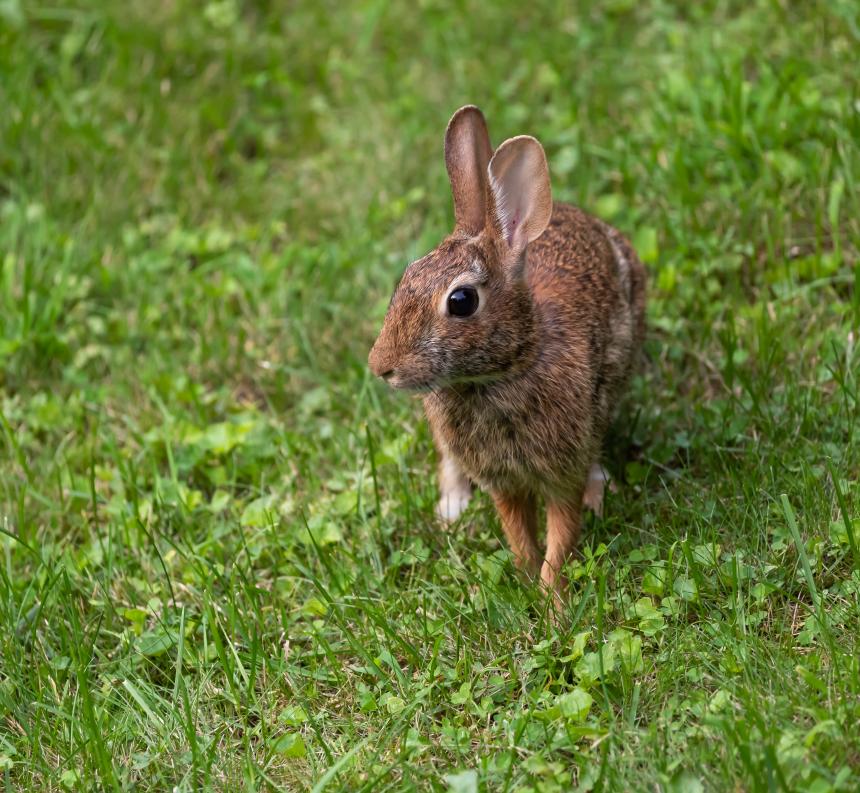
left=369, top=106, right=553, bottom=391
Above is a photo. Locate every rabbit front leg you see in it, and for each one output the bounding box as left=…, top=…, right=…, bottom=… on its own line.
left=435, top=448, right=473, bottom=523
left=582, top=463, right=610, bottom=517
left=492, top=491, right=542, bottom=577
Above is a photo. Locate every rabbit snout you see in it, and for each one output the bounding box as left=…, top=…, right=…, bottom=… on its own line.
left=368, top=330, right=437, bottom=391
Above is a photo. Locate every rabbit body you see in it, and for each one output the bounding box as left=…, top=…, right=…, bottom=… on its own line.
left=424, top=202, right=645, bottom=502
left=369, top=106, right=646, bottom=598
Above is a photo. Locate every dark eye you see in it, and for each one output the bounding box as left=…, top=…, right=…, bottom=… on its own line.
left=447, top=286, right=479, bottom=317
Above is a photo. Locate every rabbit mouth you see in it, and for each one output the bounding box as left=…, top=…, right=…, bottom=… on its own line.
left=378, top=367, right=433, bottom=391
left=387, top=375, right=436, bottom=392
left=390, top=371, right=498, bottom=392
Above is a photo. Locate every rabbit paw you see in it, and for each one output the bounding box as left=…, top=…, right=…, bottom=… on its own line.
left=436, top=487, right=472, bottom=523
left=582, top=464, right=611, bottom=517
left=435, top=456, right=472, bottom=523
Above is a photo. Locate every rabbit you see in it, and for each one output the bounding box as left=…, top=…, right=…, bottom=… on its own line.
left=368, top=105, right=646, bottom=602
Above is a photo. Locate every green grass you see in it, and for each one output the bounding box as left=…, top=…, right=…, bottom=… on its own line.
left=1, top=0, right=859, bottom=790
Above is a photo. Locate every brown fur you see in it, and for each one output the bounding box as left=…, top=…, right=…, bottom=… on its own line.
left=368, top=107, right=646, bottom=602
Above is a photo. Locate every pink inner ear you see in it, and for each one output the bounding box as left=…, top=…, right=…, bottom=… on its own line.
left=507, top=211, right=519, bottom=245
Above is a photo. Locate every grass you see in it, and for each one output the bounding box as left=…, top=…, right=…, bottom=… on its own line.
left=1, top=0, right=859, bottom=790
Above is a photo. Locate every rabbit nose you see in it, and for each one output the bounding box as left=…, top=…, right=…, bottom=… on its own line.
left=368, top=344, right=395, bottom=380
left=371, top=362, right=396, bottom=381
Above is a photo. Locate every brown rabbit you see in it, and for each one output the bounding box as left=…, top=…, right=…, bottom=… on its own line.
left=368, top=105, right=646, bottom=601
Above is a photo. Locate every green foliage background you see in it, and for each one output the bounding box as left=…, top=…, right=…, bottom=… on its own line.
left=1, top=0, right=858, bottom=790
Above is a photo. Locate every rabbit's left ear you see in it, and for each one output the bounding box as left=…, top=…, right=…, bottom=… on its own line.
left=445, top=106, right=493, bottom=235
left=488, top=135, right=552, bottom=258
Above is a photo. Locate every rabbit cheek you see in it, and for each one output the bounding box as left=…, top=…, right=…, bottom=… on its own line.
left=440, top=322, right=489, bottom=381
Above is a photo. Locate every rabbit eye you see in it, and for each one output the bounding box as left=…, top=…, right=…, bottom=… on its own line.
left=447, top=286, right=479, bottom=317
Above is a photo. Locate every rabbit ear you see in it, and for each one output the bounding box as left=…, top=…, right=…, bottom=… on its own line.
left=488, top=135, right=552, bottom=258
left=444, top=106, right=492, bottom=235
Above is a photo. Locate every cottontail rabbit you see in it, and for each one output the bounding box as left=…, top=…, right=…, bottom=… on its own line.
left=369, top=105, right=646, bottom=601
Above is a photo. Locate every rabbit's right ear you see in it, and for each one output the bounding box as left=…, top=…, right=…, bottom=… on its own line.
left=487, top=135, right=552, bottom=260
left=444, top=106, right=492, bottom=235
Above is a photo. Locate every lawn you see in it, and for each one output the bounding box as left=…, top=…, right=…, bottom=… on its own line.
left=1, top=0, right=859, bottom=790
